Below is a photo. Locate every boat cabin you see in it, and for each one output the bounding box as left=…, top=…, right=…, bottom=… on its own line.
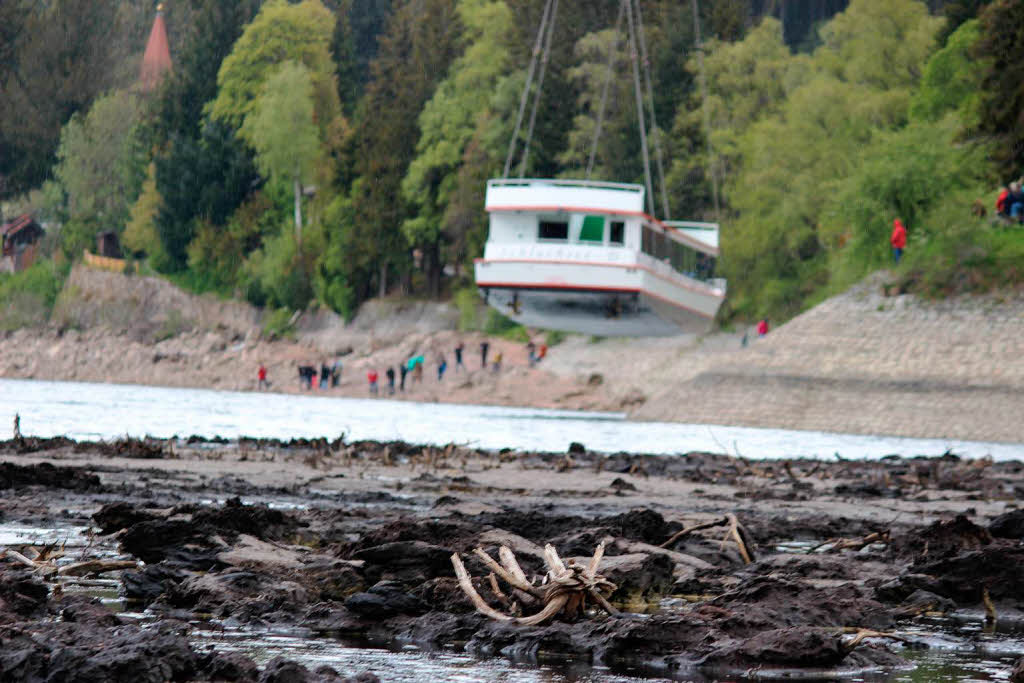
left=475, top=179, right=725, bottom=336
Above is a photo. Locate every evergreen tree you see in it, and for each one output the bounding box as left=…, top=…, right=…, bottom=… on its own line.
left=973, top=0, right=1024, bottom=176
left=341, top=0, right=462, bottom=301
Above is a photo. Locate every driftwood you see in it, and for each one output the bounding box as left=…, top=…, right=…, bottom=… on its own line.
left=452, top=542, right=618, bottom=625
left=810, top=530, right=890, bottom=554
left=659, top=514, right=756, bottom=564
left=2, top=548, right=137, bottom=579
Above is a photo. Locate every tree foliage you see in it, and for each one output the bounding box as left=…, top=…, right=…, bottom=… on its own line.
left=209, top=0, right=340, bottom=133
left=243, top=61, right=321, bottom=217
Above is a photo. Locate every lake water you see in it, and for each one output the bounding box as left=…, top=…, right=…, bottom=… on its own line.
left=3, top=378, right=1022, bottom=460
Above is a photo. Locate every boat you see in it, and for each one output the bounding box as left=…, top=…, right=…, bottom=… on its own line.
left=473, top=0, right=725, bottom=336
left=473, top=178, right=725, bottom=336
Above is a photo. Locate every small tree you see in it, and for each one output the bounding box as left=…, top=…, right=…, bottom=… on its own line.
left=242, top=61, right=320, bottom=247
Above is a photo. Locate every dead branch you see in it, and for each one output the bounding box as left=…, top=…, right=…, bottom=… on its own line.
left=983, top=587, right=997, bottom=625
left=57, top=560, right=138, bottom=577
left=843, top=629, right=912, bottom=651
left=659, top=517, right=730, bottom=549
left=811, top=530, right=890, bottom=554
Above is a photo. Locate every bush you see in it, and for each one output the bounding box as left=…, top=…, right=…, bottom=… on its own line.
left=483, top=309, right=528, bottom=342
left=262, top=307, right=296, bottom=340
left=454, top=286, right=480, bottom=331
left=0, top=261, right=66, bottom=329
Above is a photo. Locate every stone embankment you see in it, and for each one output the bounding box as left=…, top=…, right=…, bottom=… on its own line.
left=633, top=275, right=1024, bottom=443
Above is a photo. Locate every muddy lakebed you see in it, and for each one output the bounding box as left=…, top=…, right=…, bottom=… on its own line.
left=1, top=435, right=1024, bottom=682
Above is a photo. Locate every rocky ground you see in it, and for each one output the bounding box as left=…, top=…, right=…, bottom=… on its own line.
left=2, top=436, right=1023, bottom=681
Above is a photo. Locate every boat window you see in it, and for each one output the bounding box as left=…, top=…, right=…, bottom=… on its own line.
left=538, top=220, right=569, bottom=241
left=609, top=221, right=625, bottom=245
left=579, top=215, right=604, bottom=242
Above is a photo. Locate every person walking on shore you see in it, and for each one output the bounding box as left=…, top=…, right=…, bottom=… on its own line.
left=492, top=351, right=502, bottom=372
left=399, top=362, right=408, bottom=392
left=257, top=363, right=268, bottom=390
left=480, top=341, right=490, bottom=369
left=367, top=369, right=379, bottom=396
left=454, top=342, right=465, bottom=371
left=891, top=218, right=907, bottom=264
left=319, top=362, right=330, bottom=390
left=386, top=366, right=396, bottom=395
left=757, top=319, right=769, bottom=337
left=438, top=355, right=448, bottom=382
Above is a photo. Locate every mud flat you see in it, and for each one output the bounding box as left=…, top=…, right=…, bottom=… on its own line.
left=2, top=435, right=1024, bottom=681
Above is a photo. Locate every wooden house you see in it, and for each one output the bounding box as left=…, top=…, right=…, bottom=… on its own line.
left=1, top=214, right=44, bottom=273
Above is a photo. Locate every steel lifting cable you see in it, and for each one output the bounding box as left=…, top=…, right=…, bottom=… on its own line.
left=632, top=0, right=670, bottom=220
left=624, top=0, right=655, bottom=217
left=692, top=0, right=720, bottom=219
left=586, top=0, right=626, bottom=180
left=504, top=0, right=554, bottom=178
left=518, top=0, right=560, bottom=178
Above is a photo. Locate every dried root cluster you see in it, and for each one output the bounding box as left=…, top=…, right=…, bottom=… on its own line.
left=451, top=542, right=619, bottom=625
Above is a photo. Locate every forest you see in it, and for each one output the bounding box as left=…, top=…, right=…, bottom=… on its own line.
left=1, top=0, right=1022, bottom=329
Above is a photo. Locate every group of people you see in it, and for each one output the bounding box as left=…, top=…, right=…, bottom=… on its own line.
left=264, top=338, right=551, bottom=396
left=296, top=360, right=343, bottom=390
left=361, top=339, right=549, bottom=396
left=995, top=182, right=1024, bottom=222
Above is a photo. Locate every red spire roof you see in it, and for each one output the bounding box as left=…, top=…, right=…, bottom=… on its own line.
left=139, top=3, right=172, bottom=92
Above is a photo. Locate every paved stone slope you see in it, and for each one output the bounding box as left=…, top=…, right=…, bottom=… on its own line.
left=633, top=277, right=1024, bottom=444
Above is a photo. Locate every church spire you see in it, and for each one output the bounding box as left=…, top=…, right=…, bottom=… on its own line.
left=139, top=3, right=172, bottom=92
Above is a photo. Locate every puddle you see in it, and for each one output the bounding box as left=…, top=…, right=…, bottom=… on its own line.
left=188, top=624, right=654, bottom=682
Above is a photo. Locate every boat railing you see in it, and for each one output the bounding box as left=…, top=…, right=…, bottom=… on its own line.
left=663, top=220, right=719, bottom=232
left=488, top=178, right=645, bottom=194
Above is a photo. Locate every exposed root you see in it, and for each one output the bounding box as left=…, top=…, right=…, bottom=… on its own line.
left=452, top=542, right=618, bottom=625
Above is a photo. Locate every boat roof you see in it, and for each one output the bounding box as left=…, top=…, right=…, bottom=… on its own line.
left=487, top=178, right=719, bottom=256
left=486, top=178, right=646, bottom=214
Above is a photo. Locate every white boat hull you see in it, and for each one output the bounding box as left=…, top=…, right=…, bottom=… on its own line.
left=474, top=257, right=724, bottom=336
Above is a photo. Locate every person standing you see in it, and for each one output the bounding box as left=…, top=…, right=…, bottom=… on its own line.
left=386, top=366, right=396, bottom=395
left=492, top=351, right=502, bottom=372
left=367, top=369, right=379, bottom=396
left=438, top=355, right=448, bottom=381
left=257, top=363, right=268, bottom=390
left=891, top=218, right=907, bottom=264
left=526, top=341, right=536, bottom=367
left=399, top=362, right=409, bottom=392
left=480, top=340, right=490, bottom=369
left=454, top=342, right=465, bottom=371
left=320, top=362, right=330, bottom=390
left=757, top=319, right=769, bottom=337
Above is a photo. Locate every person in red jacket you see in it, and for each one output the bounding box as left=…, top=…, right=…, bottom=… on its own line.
left=891, top=218, right=907, bottom=264
left=996, top=186, right=1010, bottom=217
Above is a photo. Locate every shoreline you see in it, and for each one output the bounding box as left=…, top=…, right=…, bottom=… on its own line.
left=5, top=377, right=1024, bottom=461
left=2, top=266, right=1023, bottom=442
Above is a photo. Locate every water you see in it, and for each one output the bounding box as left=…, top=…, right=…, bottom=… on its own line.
left=3, top=378, right=1022, bottom=460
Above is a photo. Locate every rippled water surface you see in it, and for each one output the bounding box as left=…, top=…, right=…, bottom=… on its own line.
left=3, top=378, right=1022, bottom=459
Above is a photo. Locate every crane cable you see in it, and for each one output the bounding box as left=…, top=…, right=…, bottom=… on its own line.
left=503, top=0, right=554, bottom=178
left=692, top=0, right=720, bottom=219
left=632, top=0, right=670, bottom=220
left=624, top=0, right=655, bottom=217
left=586, top=0, right=625, bottom=180
left=518, top=0, right=560, bottom=177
